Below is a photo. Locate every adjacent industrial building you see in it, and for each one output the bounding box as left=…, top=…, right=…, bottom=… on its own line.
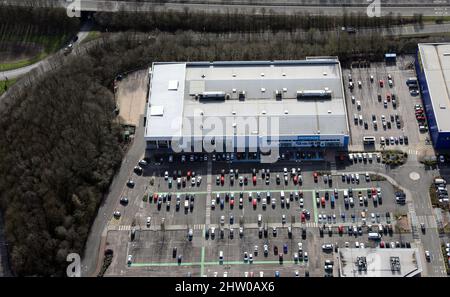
left=416, top=43, right=450, bottom=150
left=338, top=248, right=423, bottom=277
left=144, top=59, right=349, bottom=158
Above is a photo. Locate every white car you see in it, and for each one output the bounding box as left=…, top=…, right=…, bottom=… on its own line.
left=113, top=211, right=121, bottom=219
left=146, top=216, right=151, bottom=227
left=164, top=171, right=169, bottom=180
left=211, top=200, right=215, bottom=209
left=138, top=159, right=148, bottom=166
left=197, top=176, right=202, bottom=185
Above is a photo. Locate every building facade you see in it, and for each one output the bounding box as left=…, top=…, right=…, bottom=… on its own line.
left=416, top=43, right=450, bottom=150
left=144, top=59, right=350, bottom=158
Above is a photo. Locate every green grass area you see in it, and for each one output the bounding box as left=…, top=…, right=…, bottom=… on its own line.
left=81, top=30, right=102, bottom=44
left=0, top=78, right=17, bottom=96
left=0, top=24, right=74, bottom=71
left=442, top=244, right=450, bottom=275
left=422, top=16, right=450, bottom=23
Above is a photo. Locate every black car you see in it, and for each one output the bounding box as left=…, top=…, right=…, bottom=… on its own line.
left=120, top=197, right=129, bottom=205
left=126, top=180, right=135, bottom=188
left=173, top=247, right=177, bottom=258
left=404, top=136, right=409, bottom=145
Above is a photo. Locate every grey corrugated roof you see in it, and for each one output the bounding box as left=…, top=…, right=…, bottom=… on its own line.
left=146, top=60, right=348, bottom=139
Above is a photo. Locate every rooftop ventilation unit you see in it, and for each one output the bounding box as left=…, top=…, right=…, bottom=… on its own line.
left=199, top=91, right=226, bottom=101
left=275, top=90, right=282, bottom=101
left=239, top=91, right=246, bottom=101
left=390, top=257, right=401, bottom=272
left=297, top=89, right=332, bottom=99
left=356, top=257, right=367, bottom=272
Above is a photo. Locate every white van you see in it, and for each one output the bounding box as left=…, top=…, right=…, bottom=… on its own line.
left=219, top=251, right=224, bottom=263
left=368, top=232, right=381, bottom=240
left=378, top=224, right=384, bottom=233
left=434, top=178, right=446, bottom=186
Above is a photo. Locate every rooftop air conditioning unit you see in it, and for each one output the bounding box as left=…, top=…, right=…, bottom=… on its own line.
left=275, top=90, right=282, bottom=101
left=200, top=91, right=226, bottom=101
left=297, top=89, right=332, bottom=99
left=239, top=91, right=246, bottom=101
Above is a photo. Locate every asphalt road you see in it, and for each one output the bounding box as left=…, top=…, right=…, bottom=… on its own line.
left=80, top=114, right=146, bottom=277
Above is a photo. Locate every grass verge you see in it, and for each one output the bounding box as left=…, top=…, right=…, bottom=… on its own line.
left=0, top=78, right=17, bottom=96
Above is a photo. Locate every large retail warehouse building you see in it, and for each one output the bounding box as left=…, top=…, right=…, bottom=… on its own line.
left=144, top=59, right=350, bottom=156
left=416, top=43, right=450, bottom=150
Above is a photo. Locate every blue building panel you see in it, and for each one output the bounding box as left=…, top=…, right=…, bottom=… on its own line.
left=415, top=48, right=443, bottom=148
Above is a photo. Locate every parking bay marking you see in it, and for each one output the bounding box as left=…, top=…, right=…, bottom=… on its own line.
left=155, top=187, right=373, bottom=196
left=131, top=260, right=307, bottom=268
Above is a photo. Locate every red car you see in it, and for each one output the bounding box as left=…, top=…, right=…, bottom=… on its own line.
left=252, top=175, right=257, bottom=185
left=386, top=93, right=391, bottom=101
left=252, top=198, right=257, bottom=207
left=380, top=241, right=385, bottom=248
left=153, top=193, right=159, bottom=203
left=338, top=226, right=344, bottom=234
left=220, top=175, right=225, bottom=185
left=301, top=213, right=306, bottom=223
left=321, top=197, right=326, bottom=207
left=415, top=109, right=424, bottom=114
left=293, top=175, right=298, bottom=184
left=187, top=171, right=191, bottom=179
left=230, top=199, right=235, bottom=207
left=313, top=172, right=318, bottom=183
left=379, top=80, right=384, bottom=87
left=417, top=117, right=426, bottom=122
left=371, top=188, right=377, bottom=196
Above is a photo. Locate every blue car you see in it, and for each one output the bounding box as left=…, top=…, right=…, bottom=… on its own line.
left=331, top=195, right=335, bottom=207
left=283, top=244, right=288, bottom=254
left=275, top=271, right=280, bottom=277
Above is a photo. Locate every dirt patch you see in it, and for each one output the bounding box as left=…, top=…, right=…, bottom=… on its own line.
left=394, top=215, right=411, bottom=233
left=0, top=42, right=44, bottom=63
left=116, top=70, right=148, bottom=127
